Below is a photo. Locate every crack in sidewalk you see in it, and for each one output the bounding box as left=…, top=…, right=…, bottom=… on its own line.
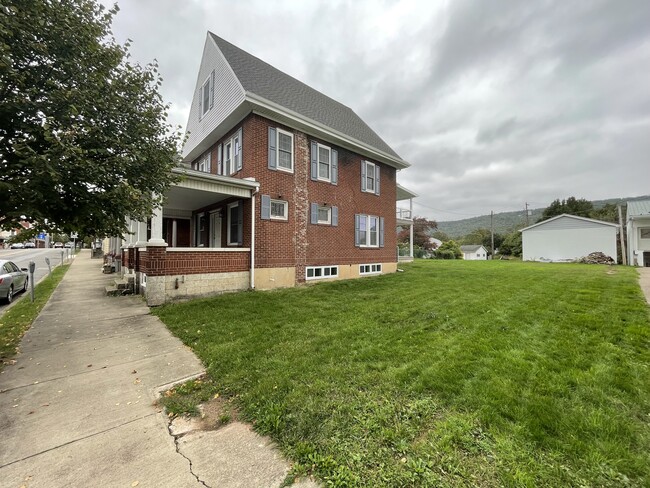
left=166, top=424, right=211, bottom=488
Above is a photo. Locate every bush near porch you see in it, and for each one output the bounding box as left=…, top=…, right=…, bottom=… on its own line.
left=154, top=260, right=650, bottom=487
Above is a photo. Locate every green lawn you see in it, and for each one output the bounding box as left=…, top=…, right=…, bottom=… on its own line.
left=154, top=260, right=650, bottom=487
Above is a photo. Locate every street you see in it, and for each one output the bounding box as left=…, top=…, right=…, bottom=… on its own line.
left=0, top=248, right=75, bottom=311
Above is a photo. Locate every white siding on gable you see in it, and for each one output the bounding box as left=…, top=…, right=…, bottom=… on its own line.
left=182, top=36, right=246, bottom=159
left=526, top=215, right=613, bottom=231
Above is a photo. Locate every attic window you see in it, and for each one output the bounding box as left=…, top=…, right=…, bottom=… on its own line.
left=200, top=71, right=214, bottom=118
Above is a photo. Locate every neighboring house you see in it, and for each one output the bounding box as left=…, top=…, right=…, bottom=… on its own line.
left=626, top=200, right=650, bottom=267
left=121, top=33, right=414, bottom=305
left=520, top=214, right=619, bottom=263
left=460, top=245, right=488, bottom=260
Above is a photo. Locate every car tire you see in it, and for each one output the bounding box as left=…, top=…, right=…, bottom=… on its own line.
left=23, top=277, right=29, bottom=293
left=6, top=285, right=13, bottom=304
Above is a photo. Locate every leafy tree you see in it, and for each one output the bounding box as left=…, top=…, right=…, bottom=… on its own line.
left=500, top=231, right=522, bottom=257
left=590, top=203, right=618, bottom=223
left=398, top=216, right=438, bottom=251
left=539, top=197, right=594, bottom=222
left=436, top=240, right=463, bottom=259
left=430, top=230, right=451, bottom=242
left=0, top=0, right=181, bottom=237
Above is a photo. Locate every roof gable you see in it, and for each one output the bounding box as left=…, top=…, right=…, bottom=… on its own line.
left=210, top=34, right=401, bottom=161
left=460, top=245, right=484, bottom=252
left=520, top=214, right=619, bottom=232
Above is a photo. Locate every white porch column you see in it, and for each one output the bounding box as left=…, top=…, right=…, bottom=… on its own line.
left=135, top=221, right=148, bottom=247
left=409, top=197, right=414, bottom=258
left=148, top=197, right=167, bottom=246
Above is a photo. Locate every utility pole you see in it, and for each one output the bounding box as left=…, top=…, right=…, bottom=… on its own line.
left=525, top=202, right=530, bottom=227
left=618, top=204, right=627, bottom=265
left=490, top=210, right=495, bottom=259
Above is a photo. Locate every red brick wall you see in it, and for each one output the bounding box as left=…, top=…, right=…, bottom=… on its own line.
left=189, top=113, right=398, bottom=282
left=163, top=250, right=250, bottom=275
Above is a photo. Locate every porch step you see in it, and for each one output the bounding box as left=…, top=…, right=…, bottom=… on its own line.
left=104, top=285, right=122, bottom=297
left=115, top=278, right=132, bottom=290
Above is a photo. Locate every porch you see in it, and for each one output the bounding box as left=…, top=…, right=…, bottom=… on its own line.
left=397, top=184, right=417, bottom=262
left=122, top=167, right=260, bottom=305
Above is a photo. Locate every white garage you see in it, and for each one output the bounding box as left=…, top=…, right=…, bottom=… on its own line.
left=521, top=214, right=619, bottom=263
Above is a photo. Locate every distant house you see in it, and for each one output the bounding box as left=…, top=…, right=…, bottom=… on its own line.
left=460, top=245, right=488, bottom=260
left=520, top=214, right=618, bottom=263
left=626, top=200, right=650, bottom=267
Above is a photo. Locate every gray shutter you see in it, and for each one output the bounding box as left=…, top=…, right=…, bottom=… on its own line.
left=217, top=144, right=222, bottom=175
left=354, top=214, right=361, bottom=246
left=376, top=166, right=381, bottom=195
left=310, top=141, right=318, bottom=180
left=236, top=128, right=243, bottom=171
left=261, top=195, right=271, bottom=220
left=361, top=161, right=367, bottom=192
left=209, top=70, right=215, bottom=109
left=268, top=127, right=277, bottom=169
left=310, top=203, right=319, bottom=224
left=237, top=202, right=243, bottom=245
left=331, top=149, right=338, bottom=185
left=332, top=206, right=338, bottom=227
left=379, top=217, right=384, bottom=247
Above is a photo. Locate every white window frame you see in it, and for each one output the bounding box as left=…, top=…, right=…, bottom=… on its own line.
left=359, top=263, right=382, bottom=275
left=305, top=265, right=339, bottom=281
left=270, top=199, right=288, bottom=221
left=317, top=206, right=331, bottom=225
left=227, top=202, right=240, bottom=246
left=364, top=161, right=376, bottom=193
left=224, top=141, right=233, bottom=176
left=200, top=76, right=211, bottom=118
left=194, top=151, right=210, bottom=173
left=317, top=143, right=332, bottom=182
left=276, top=128, right=294, bottom=173
left=359, top=214, right=379, bottom=248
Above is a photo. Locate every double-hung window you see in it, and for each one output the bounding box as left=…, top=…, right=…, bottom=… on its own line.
left=355, top=214, right=384, bottom=248
left=227, top=202, right=243, bottom=246
left=361, top=161, right=380, bottom=195
left=310, top=141, right=338, bottom=184
left=268, top=127, right=294, bottom=172
left=200, top=71, right=214, bottom=118
left=310, top=203, right=338, bottom=226
left=193, top=151, right=211, bottom=173
left=217, top=128, right=243, bottom=176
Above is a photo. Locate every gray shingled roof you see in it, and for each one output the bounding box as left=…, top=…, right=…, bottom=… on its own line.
left=460, top=245, right=484, bottom=252
left=627, top=200, right=650, bottom=217
left=210, top=33, right=402, bottom=160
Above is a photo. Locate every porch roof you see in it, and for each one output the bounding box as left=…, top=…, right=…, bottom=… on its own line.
left=164, top=167, right=260, bottom=213
left=397, top=184, right=418, bottom=201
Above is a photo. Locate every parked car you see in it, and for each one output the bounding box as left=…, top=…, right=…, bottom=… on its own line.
left=9, top=242, right=24, bottom=249
left=64, top=242, right=72, bottom=248
left=0, top=259, right=29, bottom=303
left=53, top=242, right=64, bottom=248
left=24, top=242, right=36, bottom=249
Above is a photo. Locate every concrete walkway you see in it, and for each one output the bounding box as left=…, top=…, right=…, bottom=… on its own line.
left=0, top=251, right=315, bottom=488
left=639, top=267, right=650, bottom=305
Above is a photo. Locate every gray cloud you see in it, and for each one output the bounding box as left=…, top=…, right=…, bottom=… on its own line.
left=105, top=0, right=650, bottom=222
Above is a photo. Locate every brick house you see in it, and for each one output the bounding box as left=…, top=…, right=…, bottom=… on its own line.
left=123, top=33, right=415, bottom=305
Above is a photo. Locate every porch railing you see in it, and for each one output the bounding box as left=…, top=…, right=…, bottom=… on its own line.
left=396, top=208, right=412, bottom=219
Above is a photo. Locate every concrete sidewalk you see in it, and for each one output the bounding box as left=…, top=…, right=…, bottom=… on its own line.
left=639, top=267, right=650, bottom=305
left=0, top=251, right=314, bottom=488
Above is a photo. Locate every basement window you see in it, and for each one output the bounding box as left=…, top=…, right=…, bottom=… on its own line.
left=359, top=263, right=382, bottom=275
left=306, top=265, right=339, bottom=281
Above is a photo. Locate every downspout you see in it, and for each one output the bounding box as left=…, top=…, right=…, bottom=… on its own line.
left=409, top=197, right=414, bottom=258
left=250, top=189, right=257, bottom=289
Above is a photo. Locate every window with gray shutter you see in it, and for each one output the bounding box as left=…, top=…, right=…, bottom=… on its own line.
left=310, top=141, right=318, bottom=180
left=331, top=149, right=338, bottom=185
left=268, top=127, right=277, bottom=169
left=261, top=195, right=271, bottom=220
left=310, top=203, right=319, bottom=224
left=332, top=206, right=338, bottom=226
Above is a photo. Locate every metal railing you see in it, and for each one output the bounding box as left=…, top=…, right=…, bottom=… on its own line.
left=396, top=208, right=412, bottom=219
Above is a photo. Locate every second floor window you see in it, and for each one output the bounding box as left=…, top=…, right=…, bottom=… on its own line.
left=310, top=141, right=338, bottom=184
left=318, top=145, right=331, bottom=181
left=193, top=152, right=211, bottom=173
left=217, top=128, right=243, bottom=176
left=361, top=160, right=380, bottom=195
left=268, top=127, right=294, bottom=173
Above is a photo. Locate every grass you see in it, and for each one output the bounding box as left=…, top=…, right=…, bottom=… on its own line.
left=158, top=376, right=219, bottom=417
left=0, top=264, right=70, bottom=370
left=153, top=260, right=650, bottom=487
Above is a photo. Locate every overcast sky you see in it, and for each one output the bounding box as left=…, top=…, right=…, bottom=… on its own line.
left=104, top=0, right=650, bottom=221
